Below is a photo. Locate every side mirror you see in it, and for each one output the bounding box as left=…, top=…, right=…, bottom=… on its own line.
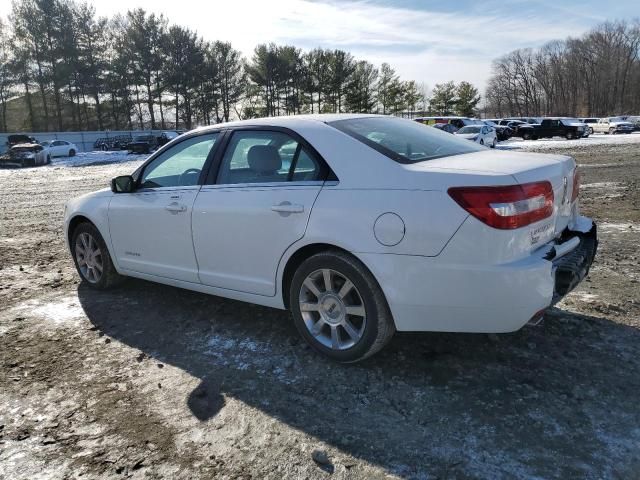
left=111, top=175, right=135, bottom=193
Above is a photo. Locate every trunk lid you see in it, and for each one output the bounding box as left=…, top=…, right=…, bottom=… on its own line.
left=408, top=149, right=577, bottom=246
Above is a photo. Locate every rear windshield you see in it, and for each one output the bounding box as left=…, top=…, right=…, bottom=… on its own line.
left=328, top=117, right=483, bottom=163
left=458, top=126, right=481, bottom=134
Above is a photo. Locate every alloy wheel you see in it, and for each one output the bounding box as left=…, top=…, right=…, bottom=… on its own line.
left=298, top=268, right=367, bottom=350
left=75, top=232, right=103, bottom=283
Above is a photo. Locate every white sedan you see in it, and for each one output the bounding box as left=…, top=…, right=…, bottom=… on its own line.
left=40, top=140, right=78, bottom=157
left=64, top=114, right=597, bottom=362
left=454, top=124, right=498, bottom=147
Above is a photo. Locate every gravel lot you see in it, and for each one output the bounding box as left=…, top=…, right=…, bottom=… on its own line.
left=1, top=134, right=640, bottom=479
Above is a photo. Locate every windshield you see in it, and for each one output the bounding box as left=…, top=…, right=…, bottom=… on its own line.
left=458, top=126, right=481, bottom=134
left=328, top=117, right=483, bottom=163
left=134, top=136, right=150, bottom=142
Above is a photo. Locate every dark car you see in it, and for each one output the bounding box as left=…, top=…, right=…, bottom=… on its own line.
left=532, top=118, right=587, bottom=140
left=482, top=120, right=512, bottom=141
left=497, top=119, right=537, bottom=140
left=157, top=131, right=181, bottom=147
left=432, top=123, right=459, bottom=134
left=94, top=135, right=133, bottom=151
left=127, top=135, right=158, bottom=154
left=7, top=134, right=37, bottom=149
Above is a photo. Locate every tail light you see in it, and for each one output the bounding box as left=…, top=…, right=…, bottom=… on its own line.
left=448, top=181, right=554, bottom=230
left=571, top=168, right=580, bottom=202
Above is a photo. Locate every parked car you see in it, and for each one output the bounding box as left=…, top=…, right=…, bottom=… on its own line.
left=157, top=131, right=181, bottom=147
left=482, top=120, right=512, bottom=141
left=0, top=143, right=50, bottom=167
left=578, top=118, right=599, bottom=135
left=94, top=135, right=133, bottom=151
left=6, top=134, right=37, bottom=149
left=432, top=123, right=458, bottom=134
left=40, top=140, right=78, bottom=157
left=414, top=116, right=481, bottom=129
left=454, top=124, right=498, bottom=147
left=591, top=117, right=635, bottom=135
left=127, top=134, right=158, bottom=154
left=625, top=116, right=640, bottom=131
left=64, top=114, right=597, bottom=362
left=531, top=118, right=587, bottom=140
left=496, top=119, right=537, bottom=140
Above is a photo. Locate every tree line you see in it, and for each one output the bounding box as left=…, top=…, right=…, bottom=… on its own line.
left=0, top=0, right=442, bottom=132
left=486, top=20, right=640, bottom=118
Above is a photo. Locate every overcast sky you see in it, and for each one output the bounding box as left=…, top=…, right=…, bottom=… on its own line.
left=2, top=0, right=639, bottom=90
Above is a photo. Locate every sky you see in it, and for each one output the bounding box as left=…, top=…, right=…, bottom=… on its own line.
left=2, top=0, right=639, bottom=91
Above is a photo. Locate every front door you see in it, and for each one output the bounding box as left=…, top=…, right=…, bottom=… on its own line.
left=108, top=133, right=220, bottom=282
left=192, top=129, right=328, bottom=296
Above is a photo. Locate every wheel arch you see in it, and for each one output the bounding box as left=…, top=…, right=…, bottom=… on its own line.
left=280, top=242, right=383, bottom=310
left=67, top=214, right=95, bottom=249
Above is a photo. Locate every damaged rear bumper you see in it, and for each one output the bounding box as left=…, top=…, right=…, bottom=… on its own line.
left=545, top=218, right=598, bottom=304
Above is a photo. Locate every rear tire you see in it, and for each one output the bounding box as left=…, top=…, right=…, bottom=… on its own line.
left=289, top=250, right=395, bottom=363
left=71, top=222, right=124, bottom=289
left=609, top=127, right=616, bottom=135
left=491, top=138, right=497, bottom=148
left=523, top=132, right=532, bottom=140
left=479, top=139, right=484, bottom=146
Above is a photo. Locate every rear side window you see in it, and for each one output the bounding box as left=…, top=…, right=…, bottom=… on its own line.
left=216, top=130, right=324, bottom=185
left=329, top=117, right=483, bottom=164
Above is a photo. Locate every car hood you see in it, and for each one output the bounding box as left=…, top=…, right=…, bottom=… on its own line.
left=455, top=133, right=479, bottom=139
left=611, top=121, right=634, bottom=127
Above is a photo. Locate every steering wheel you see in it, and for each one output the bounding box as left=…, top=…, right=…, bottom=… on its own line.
left=179, top=168, right=201, bottom=185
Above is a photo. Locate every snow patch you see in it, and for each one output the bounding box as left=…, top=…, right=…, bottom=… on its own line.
left=12, top=296, right=85, bottom=326
left=599, top=222, right=640, bottom=234
left=497, top=132, right=640, bottom=151
left=50, top=151, right=148, bottom=167
left=201, top=334, right=299, bottom=384
left=581, top=182, right=623, bottom=190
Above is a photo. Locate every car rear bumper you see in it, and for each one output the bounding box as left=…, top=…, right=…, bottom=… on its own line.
left=359, top=216, right=597, bottom=333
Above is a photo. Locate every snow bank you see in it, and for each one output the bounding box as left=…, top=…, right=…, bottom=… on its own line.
left=497, top=132, right=640, bottom=151
left=51, top=150, right=149, bottom=167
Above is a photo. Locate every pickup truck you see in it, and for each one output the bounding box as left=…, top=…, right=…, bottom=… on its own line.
left=531, top=118, right=587, bottom=140
left=591, top=117, right=635, bottom=135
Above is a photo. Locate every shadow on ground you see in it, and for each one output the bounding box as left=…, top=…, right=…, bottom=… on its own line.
left=77, top=279, right=640, bottom=478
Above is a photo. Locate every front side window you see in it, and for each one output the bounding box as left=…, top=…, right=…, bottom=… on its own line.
left=216, top=130, right=322, bottom=185
left=329, top=117, right=484, bottom=164
left=139, top=133, right=218, bottom=189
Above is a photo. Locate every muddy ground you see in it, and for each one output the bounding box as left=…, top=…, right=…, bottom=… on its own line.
left=1, top=137, right=639, bottom=479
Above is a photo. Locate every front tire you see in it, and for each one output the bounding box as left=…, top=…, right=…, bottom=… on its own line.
left=491, top=138, right=497, bottom=148
left=289, top=250, right=395, bottom=362
left=523, top=132, right=532, bottom=140
left=69, top=149, right=76, bottom=157
left=71, top=222, right=124, bottom=289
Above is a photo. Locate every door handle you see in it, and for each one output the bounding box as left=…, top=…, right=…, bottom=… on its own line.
left=165, top=202, right=187, bottom=213
left=271, top=201, right=304, bottom=215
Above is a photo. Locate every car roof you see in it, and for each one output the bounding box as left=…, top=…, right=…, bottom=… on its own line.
left=190, top=113, right=388, bottom=133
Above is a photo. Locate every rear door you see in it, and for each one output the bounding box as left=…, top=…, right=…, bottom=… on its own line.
left=108, top=132, right=220, bottom=282
left=192, top=128, right=329, bottom=296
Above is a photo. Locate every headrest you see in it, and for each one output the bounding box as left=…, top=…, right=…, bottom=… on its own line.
left=247, top=145, right=282, bottom=174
